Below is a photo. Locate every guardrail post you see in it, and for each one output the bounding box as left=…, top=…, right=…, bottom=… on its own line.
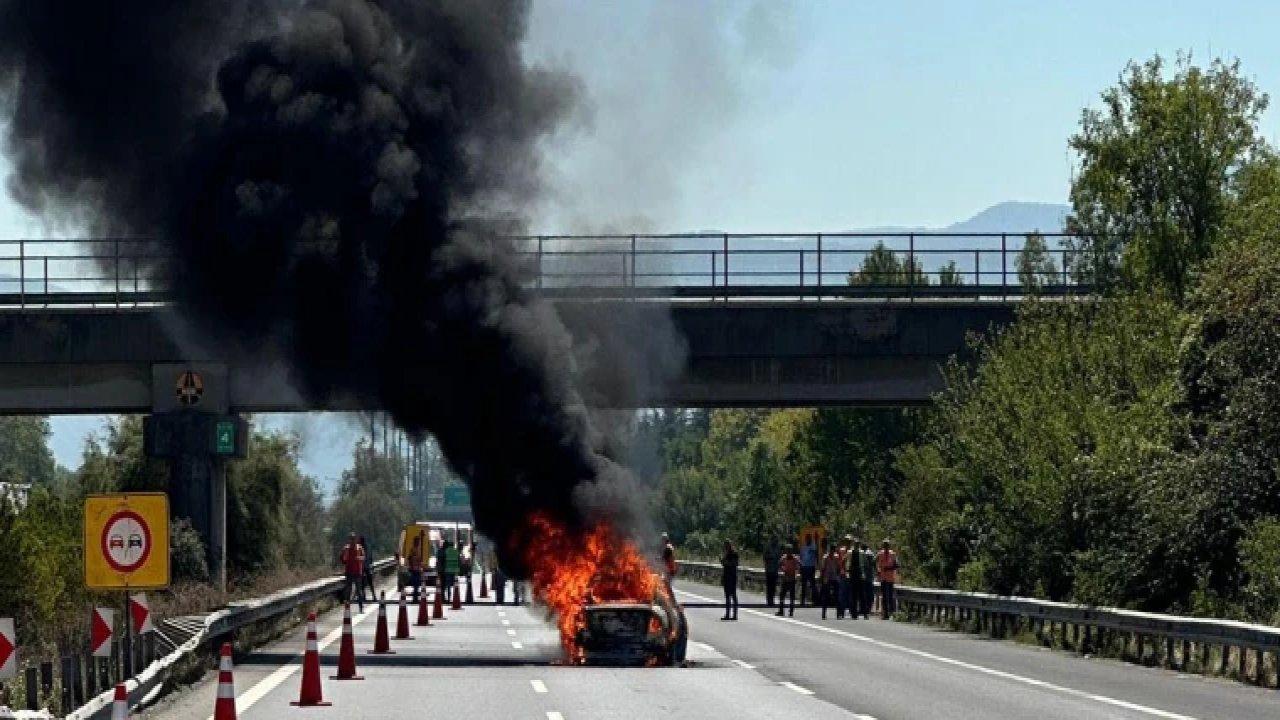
left=114, top=237, right=121, bottom=308
left=799, top=250, right=805, bottom=296
left=18, top=238, right=24, bottom=308
left=908, top=233, right=915, bottom=301
left=1164, top=636, right=1174, bottom=668
left=40, top=661, right=51, bottom=702
left=1237, top=645, right=1245, bottom=680
left=1218, top=644, right=1228, bottom=675
left=25, top=666, right=37, bottom=710
left=722, top=233, right=729, bottom=302
left=630, top=234, right=636, bottom=290
left=1001, top=233, right=1007, bottom=300
left=816, top=233, right=823, bottom=301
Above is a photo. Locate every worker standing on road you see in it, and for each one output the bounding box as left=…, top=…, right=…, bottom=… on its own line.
left=720, top=540, right=739, bottom=621
left=661, top=533, right=678, bottom=588
left=859, top=541, right=875, bottom=619
left=877, top=539, right=900, bottom=619
left=776, top=546, right=799, bottom=617
left=838, top=535, right=855, bottom=619
left=763, top=539, right=780, bottom=608
left=845, top=536, right=863, bottom=619
left=407, top=536, right=424, bottom=603
left=358, top=536, right=375, bottom=602
left=443, top=540, right=460, bottom=601
left=819, top=545, right=842, bottom=619
left=799, top=535, right=818, bottom=606
left=340, top=533, right=365, bottom=612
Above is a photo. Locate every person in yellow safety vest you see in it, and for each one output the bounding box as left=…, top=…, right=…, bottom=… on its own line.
left=876, top=539, right=900, bottom=619
left=407, top=536, right=424, bottom=603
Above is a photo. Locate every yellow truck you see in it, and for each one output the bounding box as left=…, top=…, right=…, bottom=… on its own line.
left=397, top=520, right=475, bottom=588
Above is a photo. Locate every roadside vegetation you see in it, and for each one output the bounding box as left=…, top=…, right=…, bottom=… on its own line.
left=648, top=55, right=1280, bottom=627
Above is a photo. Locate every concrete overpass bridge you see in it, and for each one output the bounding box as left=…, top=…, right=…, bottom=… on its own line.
left=0, top=231, right=1088, bottom=411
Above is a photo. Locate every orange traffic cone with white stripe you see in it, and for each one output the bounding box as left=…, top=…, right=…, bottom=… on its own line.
left=331, top=603, right=363, bottom=680
left=416, top=588, right=431, bottom=627
left=480, top=571, right=489, bottom=599
left=433, top=583, right=445, bottom=620
left=465, top=574, right=475, bottom=605
left=214, top=643, right=237, bottom=720
left=395, top=590, right=413, bottom=639
left=111, top=683, right=129, bottom=720
left=290, top=613, right=331, bottom=707
left=451, top=579, right=463, bottom=611
left=369, top=591, right=396, bottom=654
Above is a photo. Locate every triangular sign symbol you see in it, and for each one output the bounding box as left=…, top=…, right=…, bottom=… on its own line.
left=91, top=608, right=114, bottom=658
left=129, top=593, right=153, bottom=634
left=0, top=628, right=13, bottom=669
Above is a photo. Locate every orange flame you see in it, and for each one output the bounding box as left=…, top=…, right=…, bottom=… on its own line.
left=517, top=513, right=657, bottom=658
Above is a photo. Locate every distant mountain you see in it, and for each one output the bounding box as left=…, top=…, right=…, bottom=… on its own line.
left=944, top=201, right=1070, bottom=234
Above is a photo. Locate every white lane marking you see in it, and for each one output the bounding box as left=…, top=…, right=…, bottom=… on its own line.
left=531, top=679, right=548, bottom=694
left=693, top=641, right=715, bottom=652
left=506, top=629, right=517, bottom=636
left=547, top=713, right=564, bottom=720
left=853, top=716, right=878, bottom=720
left=498, top=611, right=506, bottom=617
left=781, top=681, right=814, bottom=695
left=205, top=604, right=376, bottom=720
left=732, top=659, right=756, bottom=669
left=675, top=589, right=1200, bottom=720
left=512, top=641, right=524, bottom=649
left=501, top=619, right=511, bottom=626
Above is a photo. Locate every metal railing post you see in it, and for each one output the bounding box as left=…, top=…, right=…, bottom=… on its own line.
left=536, top=236, right=544, bottom=290
left=799, top=250, right=805, bottom=297
left=43, top=257, right=48, bottom=309
left=908, top=233, right=915, bottom=301
left=1001, top=233, right=1007, bottom=300
left=18, top=238, right=24, bottom=308
left=629, top=234, right=636, bottom=290
left=816, top=233, right=823, bottom=302
left=710, top=251, right=717, bottom=294
left=722, top=233, right=729, bottom=302
left=115, top=238, right=121, bottom=308
left=974, top=249, right=980, bottom=299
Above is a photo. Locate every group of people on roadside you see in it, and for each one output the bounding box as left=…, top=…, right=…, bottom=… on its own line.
left=735, top=535, right=899, bottom=620
left=340, top=533, right=377, bottom=611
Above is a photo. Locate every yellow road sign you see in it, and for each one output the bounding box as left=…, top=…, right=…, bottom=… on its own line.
left=84, top=493, right=170, bottom=589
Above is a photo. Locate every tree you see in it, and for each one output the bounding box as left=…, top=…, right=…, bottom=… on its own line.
left=1016, top=233, right=1059, bottom=291
left=0, top=417, right=56, bottom=486
left=847, top=242, right=927, bottom=286
left=1068, top=55, right=1271, bottom=298
left=937, top=261, right=964, bottom=286
left=329, top=443, right=414, bottom=558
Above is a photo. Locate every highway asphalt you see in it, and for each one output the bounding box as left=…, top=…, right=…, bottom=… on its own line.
left=139, top=576, right=1278, bottom=720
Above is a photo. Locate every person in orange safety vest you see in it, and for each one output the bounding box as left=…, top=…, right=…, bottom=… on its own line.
left=876, top=539, right=900, bottom=619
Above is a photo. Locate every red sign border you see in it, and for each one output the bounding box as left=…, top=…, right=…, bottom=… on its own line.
left=100, top=510, right=153, bottom=574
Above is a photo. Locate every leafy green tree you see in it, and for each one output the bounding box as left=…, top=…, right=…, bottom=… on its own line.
left=936, top=261, right=964, bottom=286
left=0, top=417, right=56, bottom=486
left=329, top=444, right=414, bottom=558
left=847, top=242, right=927, bottom=286
left=1068, top=55, right=1270, bottom=298
left=1016, top=233, right=1059, bottom=291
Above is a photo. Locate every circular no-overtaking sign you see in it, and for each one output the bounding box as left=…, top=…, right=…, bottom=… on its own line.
left=101, top=510, right=153, bottom=574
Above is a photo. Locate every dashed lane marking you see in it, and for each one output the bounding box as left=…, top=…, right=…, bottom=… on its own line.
left=531, top=679, right=548, bottom=694
left=674, top=589, right=1201, bottom=720
left=732, top=659, right=756, bottom=669
left=506, top=629, right=517, bottom=636
left=204, top=604, right=377, bottom=720
left=547, top=713, right=564, bottom=720
left=498, top=611, right=506, bottom=617
left=512, top=641, right=524, bottom=649
left=501, top=619, right=511, bottom=626
left=781, top=681, right=814, bottom=695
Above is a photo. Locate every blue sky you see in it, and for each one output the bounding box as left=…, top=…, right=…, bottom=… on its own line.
left=8, top=1, right=1280, bottom=489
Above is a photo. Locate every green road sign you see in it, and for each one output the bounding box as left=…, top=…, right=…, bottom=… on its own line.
left=215, top=420, right=235, bottom=455
left=443, top=485, right=470, bottom=507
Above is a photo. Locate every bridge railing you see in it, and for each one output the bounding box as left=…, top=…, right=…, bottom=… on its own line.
left=679, top=560, right=1279, bottom=688
left=0, top=233, right=1105, bottom=307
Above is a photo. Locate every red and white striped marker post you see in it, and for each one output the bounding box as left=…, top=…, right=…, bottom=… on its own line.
left=214, top=642, right=237, bottom=720
left=394, top=591, right=412, bottom=640
left=331, top=604, right=363, bottom=681
left=289, top=613, right=331, bottom=707
left=368, top=592, right=395, bottom=655
left=415, top=588, right=431, bottom=627
left=110, top=683, right=128, bottom=720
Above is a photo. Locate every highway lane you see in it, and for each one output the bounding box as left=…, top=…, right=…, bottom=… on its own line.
left=675, top=579, right=1280, bottom=720
left=141, top=577, right=871, bottom=719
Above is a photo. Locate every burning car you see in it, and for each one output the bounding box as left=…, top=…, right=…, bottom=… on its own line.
left=573, top=576, right=688, bottom=666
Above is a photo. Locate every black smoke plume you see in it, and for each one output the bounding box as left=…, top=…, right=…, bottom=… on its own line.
left=0, top=0, right=674, bottom=576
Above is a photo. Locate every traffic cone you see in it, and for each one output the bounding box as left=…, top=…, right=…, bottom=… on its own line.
left=214, top=642, right=237, bottom=720
left=480, top=571, right=489, bottom=599
left=451, top=579, right=463, bottom=611
left=432, top=584, right=445, bottom=620
left=331, top=604, right=363, bottom=681
left=111, top=683, right=129, bottom=720
left=465, top=575, right=475, bottom=605
left=395, top=591, right=413, bottom=639
left=290, top=613, right=331, bottom=707
left=416, top=589, right=431, bottom=627
left=369, top=592, right=396, bottom=654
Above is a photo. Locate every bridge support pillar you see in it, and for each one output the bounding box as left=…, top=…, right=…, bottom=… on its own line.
left=143, top=411, right=247, bottom=592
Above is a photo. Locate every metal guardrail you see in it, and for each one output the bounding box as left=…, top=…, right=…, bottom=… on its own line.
left=0, top=233, right=1102, bottom=308
left=66, top=559, right=395, bottom=719
left=678, top=560, right=1280, bottom=688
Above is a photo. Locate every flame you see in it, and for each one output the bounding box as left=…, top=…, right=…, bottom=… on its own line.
left=516, top=513, right=658, bottom=658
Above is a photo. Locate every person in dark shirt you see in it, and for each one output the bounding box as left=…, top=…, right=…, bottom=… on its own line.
left=720, top=540, right=740, bottom=621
